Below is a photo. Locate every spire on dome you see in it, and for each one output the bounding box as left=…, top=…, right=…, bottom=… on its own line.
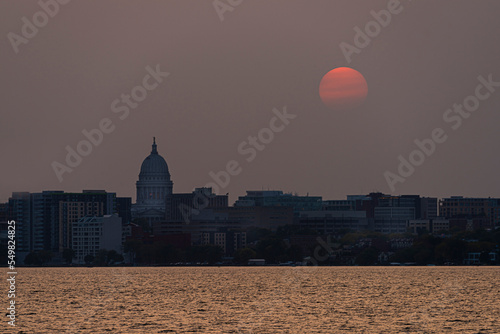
left=152, top=137, right=158, bottom=154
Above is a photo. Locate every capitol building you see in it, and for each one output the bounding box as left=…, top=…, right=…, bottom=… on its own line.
left=132, top=138, right=173, bottom=224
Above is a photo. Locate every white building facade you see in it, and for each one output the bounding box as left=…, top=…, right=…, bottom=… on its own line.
left=72, top=214, right=122, bottom=264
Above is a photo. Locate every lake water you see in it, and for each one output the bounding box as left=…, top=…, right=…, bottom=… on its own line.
left=9, top=267, right=500, bottom=333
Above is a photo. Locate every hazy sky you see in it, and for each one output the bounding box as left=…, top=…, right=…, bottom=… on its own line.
left=2, top=0, right=500, bottom=203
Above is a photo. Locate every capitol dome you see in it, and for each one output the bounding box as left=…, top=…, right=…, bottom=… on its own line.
left=134, top=138, right=173, bottom=213
left=139, top=139, right=170, bottom=179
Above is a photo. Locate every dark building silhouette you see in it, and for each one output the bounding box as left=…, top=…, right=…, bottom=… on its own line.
left=169, top=187, right=228, bottom=222
left=235, top=190, right=322, bottom=214
left=7, top=190, right=118, bottom=254
left=132, top=138, right=173, bottom=225
left=440, top=197, right=500, bottom=229
left=117, top=197, right=132, bottom=225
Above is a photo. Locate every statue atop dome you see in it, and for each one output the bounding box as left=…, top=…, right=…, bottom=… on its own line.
left=152, top=137, right=157, bottom=154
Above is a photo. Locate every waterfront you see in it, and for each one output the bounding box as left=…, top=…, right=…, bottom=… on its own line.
left=12, top=267, right=500, bottom=333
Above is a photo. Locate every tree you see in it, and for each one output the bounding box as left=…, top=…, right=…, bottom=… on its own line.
left=24, top=250, right=53, bottom=265
left=435, top=239, right=466, bottom=264
left=256, top=236, right=288, bottom=264
left=479, top=251, right=490, bottom=265
left=390, top=248, right=416, bottom=263
left=340, top=233, right=360, bottom=245
left=185, top=245, right=223, bottom=264
left=356, top=247, right=379, bottom=266
left=233, top=248, right=257, bottom=264
left=94, top=249, right=109, bottom=266
left=107, top=250, right=124, bottom=264
left=63, top=248, right=76, bottom=264
left=84, top=254, right=95, bottom=265
left=286, top=245, right=304, bottom=262
left=157, top=244, right=178, bottom=264
left=24, top=252, right=41, bottom=266
left=205, top=245, right=224, bottom=264
left=38, top=250, right=53, bottom=264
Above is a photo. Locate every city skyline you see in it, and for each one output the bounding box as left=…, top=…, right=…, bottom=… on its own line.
left=2, top=2, right=500, bottom=332
left=3, top=1, right=500, bottom=203
left=5, top=135, right=500, bottom=204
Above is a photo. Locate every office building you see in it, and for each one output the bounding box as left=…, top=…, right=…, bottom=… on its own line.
left=234, top=190, right=322, bottom=213
left=72, top=214, right=123, bottom=264
left=440, top=197, right=500, bottom=229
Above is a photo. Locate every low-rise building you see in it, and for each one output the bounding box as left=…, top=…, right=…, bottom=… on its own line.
left=72, top=214, right=122, bottom=264
left=298, top=210, right=369, bottom=234
left=407, top=219, right=450, bottom=234
left=234, top=190, right=322, bottom=213
left=201, top=229, right=247, bottom=256
left=440, top=197, right=500, bottom=229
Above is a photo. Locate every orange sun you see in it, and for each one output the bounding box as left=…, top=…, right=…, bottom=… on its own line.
left=319, top=67, right=368, bottom=110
